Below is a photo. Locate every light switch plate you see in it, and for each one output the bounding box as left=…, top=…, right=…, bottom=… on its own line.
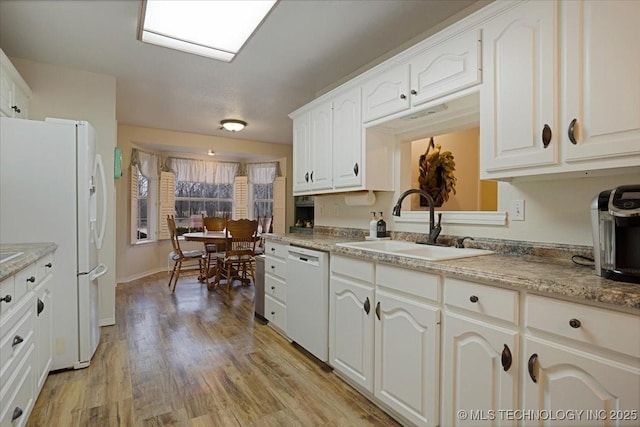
left=510, top=199, right=525, bottom=221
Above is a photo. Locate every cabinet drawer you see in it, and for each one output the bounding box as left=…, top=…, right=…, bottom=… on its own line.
left=0, top=301, right=34, bottom=388
left=526, top=294, right=640, bottom=358
left=265, top=241, right=288, bottom=260
left=331, top=255, right=374, bottom=283
left=265, top=256, right=286, bottom=280
left=265, top=274, right=286, bottom=303
left=377, top=264, right=440, bottom=303
left=265, top=295, right=287, bottom=334
left=35, top=253, right=53, bottom=287
left=0, top=345, right=34, bottom=427
left=13, top=264, right=36, bottom=303
left=0, top=275, right=15, bottom=314
left=444, top=277, right=519, bottom=324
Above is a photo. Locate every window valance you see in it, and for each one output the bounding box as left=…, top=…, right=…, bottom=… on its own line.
left=166, top=157, right=239, bottom=184
left=247, top=162, right=280, bottom=184
left=131, top=149, right=159, bottom=180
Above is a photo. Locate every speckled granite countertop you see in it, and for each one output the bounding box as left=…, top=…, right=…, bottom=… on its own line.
left=265, top=233, right=640, bottom=311
left=0, top=243, right=58, bottom=281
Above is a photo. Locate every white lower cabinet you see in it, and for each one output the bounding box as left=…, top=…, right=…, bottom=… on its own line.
left=522, top=337, right=640, bottom=427
left=329, top=256, right=440, bottom=427
left=374, top=288, right=440, bottom=427
left=264, top=241, right=288, bottom=336
left=328, top=252, right=640, bottom=427
left=442, top=312, right=518, bottom=427
left=329, top=255, right=375, bottom=392
left=0, top=250, right=54, bottom=427
left=523, top=294, right=640, bottom=427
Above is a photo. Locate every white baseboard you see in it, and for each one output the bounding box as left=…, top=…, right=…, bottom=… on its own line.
left=117, top=267, right=167, bottom=284
left=99, top=317, right=115, bottom=326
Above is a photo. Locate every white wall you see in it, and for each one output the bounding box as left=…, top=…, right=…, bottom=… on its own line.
left=12, top=57, right=118, bottom=325
left=315, top=172, right=640, bottom=246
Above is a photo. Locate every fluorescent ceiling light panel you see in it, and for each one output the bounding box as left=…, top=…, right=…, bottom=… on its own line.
left=140, top=0, right=276, bottom=62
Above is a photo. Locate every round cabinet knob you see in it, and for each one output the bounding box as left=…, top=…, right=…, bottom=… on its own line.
left=410, top=89, right=417, bottom=95
left=1, top=294, right=12, bottom=303
left=400, top=94, right=407, bottom=100
left=45, top=262, right=53, bottom=268
left=271, top=311, right=275, bottom=315
left=469, top=295, right=479, bottom=303
left=271, top=286, right=275, bottom=290
left=569, top=318, right=581, bottom=328
left=27, top=276, right=36, bottom=283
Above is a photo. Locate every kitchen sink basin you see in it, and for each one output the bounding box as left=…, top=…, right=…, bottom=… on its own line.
left=0, top=251, right=23, bottom=264
left=336, top=240, right=493, bottom=261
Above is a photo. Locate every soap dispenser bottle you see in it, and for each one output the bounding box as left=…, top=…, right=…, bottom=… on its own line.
left=377, top=212, right=387, bottom=238
left=369, top=212, right=378, bottom=238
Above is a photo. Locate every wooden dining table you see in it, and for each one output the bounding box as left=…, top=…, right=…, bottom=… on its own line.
left=183, top=231, right=259, bottom=288
left=183, top=232, right=228, bottom=285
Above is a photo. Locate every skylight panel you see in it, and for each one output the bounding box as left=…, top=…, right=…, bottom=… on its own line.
left=139, top=0, right=276, bottom=62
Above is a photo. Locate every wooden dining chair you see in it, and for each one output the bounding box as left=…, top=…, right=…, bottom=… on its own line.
left=166, top=215, right=205, bottom=292
left=254, top=215, right=273, bottom=255
left=214, top=219, right=259, bottom=294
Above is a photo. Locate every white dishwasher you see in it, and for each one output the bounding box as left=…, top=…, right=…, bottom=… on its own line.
left=286, top=246, right=329, bottom=362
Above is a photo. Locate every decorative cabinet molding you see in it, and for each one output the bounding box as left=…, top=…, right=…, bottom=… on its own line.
left=409, top=29, right=482, bottom=108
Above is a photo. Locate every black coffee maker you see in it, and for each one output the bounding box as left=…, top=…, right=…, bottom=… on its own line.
left=591, top=185, right=640, bottom=284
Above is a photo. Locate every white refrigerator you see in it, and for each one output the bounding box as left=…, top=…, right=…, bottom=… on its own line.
left=0, top=117, right=108, bottom=370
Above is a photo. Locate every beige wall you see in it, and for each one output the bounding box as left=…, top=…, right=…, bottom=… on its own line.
left=116, top=124, right=293, bottom=283
left=409, top=127, right=498, bottom=211
left=12, top=57, right=118, bottom=325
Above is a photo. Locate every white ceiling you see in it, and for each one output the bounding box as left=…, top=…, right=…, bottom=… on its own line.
left=0, top=0, right=482, bottom=146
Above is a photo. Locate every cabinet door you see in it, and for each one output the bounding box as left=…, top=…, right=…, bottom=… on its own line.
left=362, top=63, right=411, bottom=122
left=292, top=113, right=311, bottom=193
left=410, top=29, right=482, bottom=107
left=332, top=87, right=363, bottom=189
left=563, top=0, right=640, bottom=162
left=374, top=289, right=440, bottom=427
left=481, top=1, right=558, bottom=174
left=34, top=278, right=53, bottom=391
left=329, top=274, right=374, bottom=392
left=441, top=313, right=518, bottom=427
left=0, top=68, right=13, bottom=117
left=309, top=101, right=333, bottom=191
left=523, top=337, right=640, bottom=427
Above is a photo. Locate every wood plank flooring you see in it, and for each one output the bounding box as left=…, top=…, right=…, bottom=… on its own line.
left=27, top=272, right=400, bottom=426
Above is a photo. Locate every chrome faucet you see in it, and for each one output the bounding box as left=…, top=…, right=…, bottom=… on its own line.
left=392, top=188, right=442, bottom=245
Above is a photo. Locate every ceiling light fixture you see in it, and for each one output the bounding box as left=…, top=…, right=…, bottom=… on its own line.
left=207, top=150, right=216, bottom=156
left=220, top=119, right=247, bottom=132
left=139, top=0, right=277, bottom=62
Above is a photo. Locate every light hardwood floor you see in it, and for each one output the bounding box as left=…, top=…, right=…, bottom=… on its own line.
left=27, top=272, right=400, bottom=426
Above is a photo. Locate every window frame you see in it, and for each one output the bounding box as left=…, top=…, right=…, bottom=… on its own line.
left=131, top=165, right=158, bottom=244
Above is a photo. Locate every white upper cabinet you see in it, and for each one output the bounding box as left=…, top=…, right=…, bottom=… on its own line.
left=0, top=49, right=31, bottom=119
left=481, top=0, right=640, bottom=180
left=562, top=0, right=640, bottom=163
left=410, top=29, right=482, bottom=108
left=332, top=87, right=363, bottom=189
left=480, top=1, right=558, bottom=174
left=362, top=64, right=411, bottom=123
left=292, top=102, right=333, bottom=194
left=362, top=28, right=482, bottom=124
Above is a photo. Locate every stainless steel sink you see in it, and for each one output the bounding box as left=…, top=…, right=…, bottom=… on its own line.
left=0, top=251, right=24, bottom=264
left=336, top=240, right=493, bottom=261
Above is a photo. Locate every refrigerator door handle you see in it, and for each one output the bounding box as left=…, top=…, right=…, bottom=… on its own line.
left=94, top=153, right=107, bottom=250
left=88, top=263, right=108, bottom=281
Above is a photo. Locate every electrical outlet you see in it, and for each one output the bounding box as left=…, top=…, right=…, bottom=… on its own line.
left=510, top=199, right=525, bottom=221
